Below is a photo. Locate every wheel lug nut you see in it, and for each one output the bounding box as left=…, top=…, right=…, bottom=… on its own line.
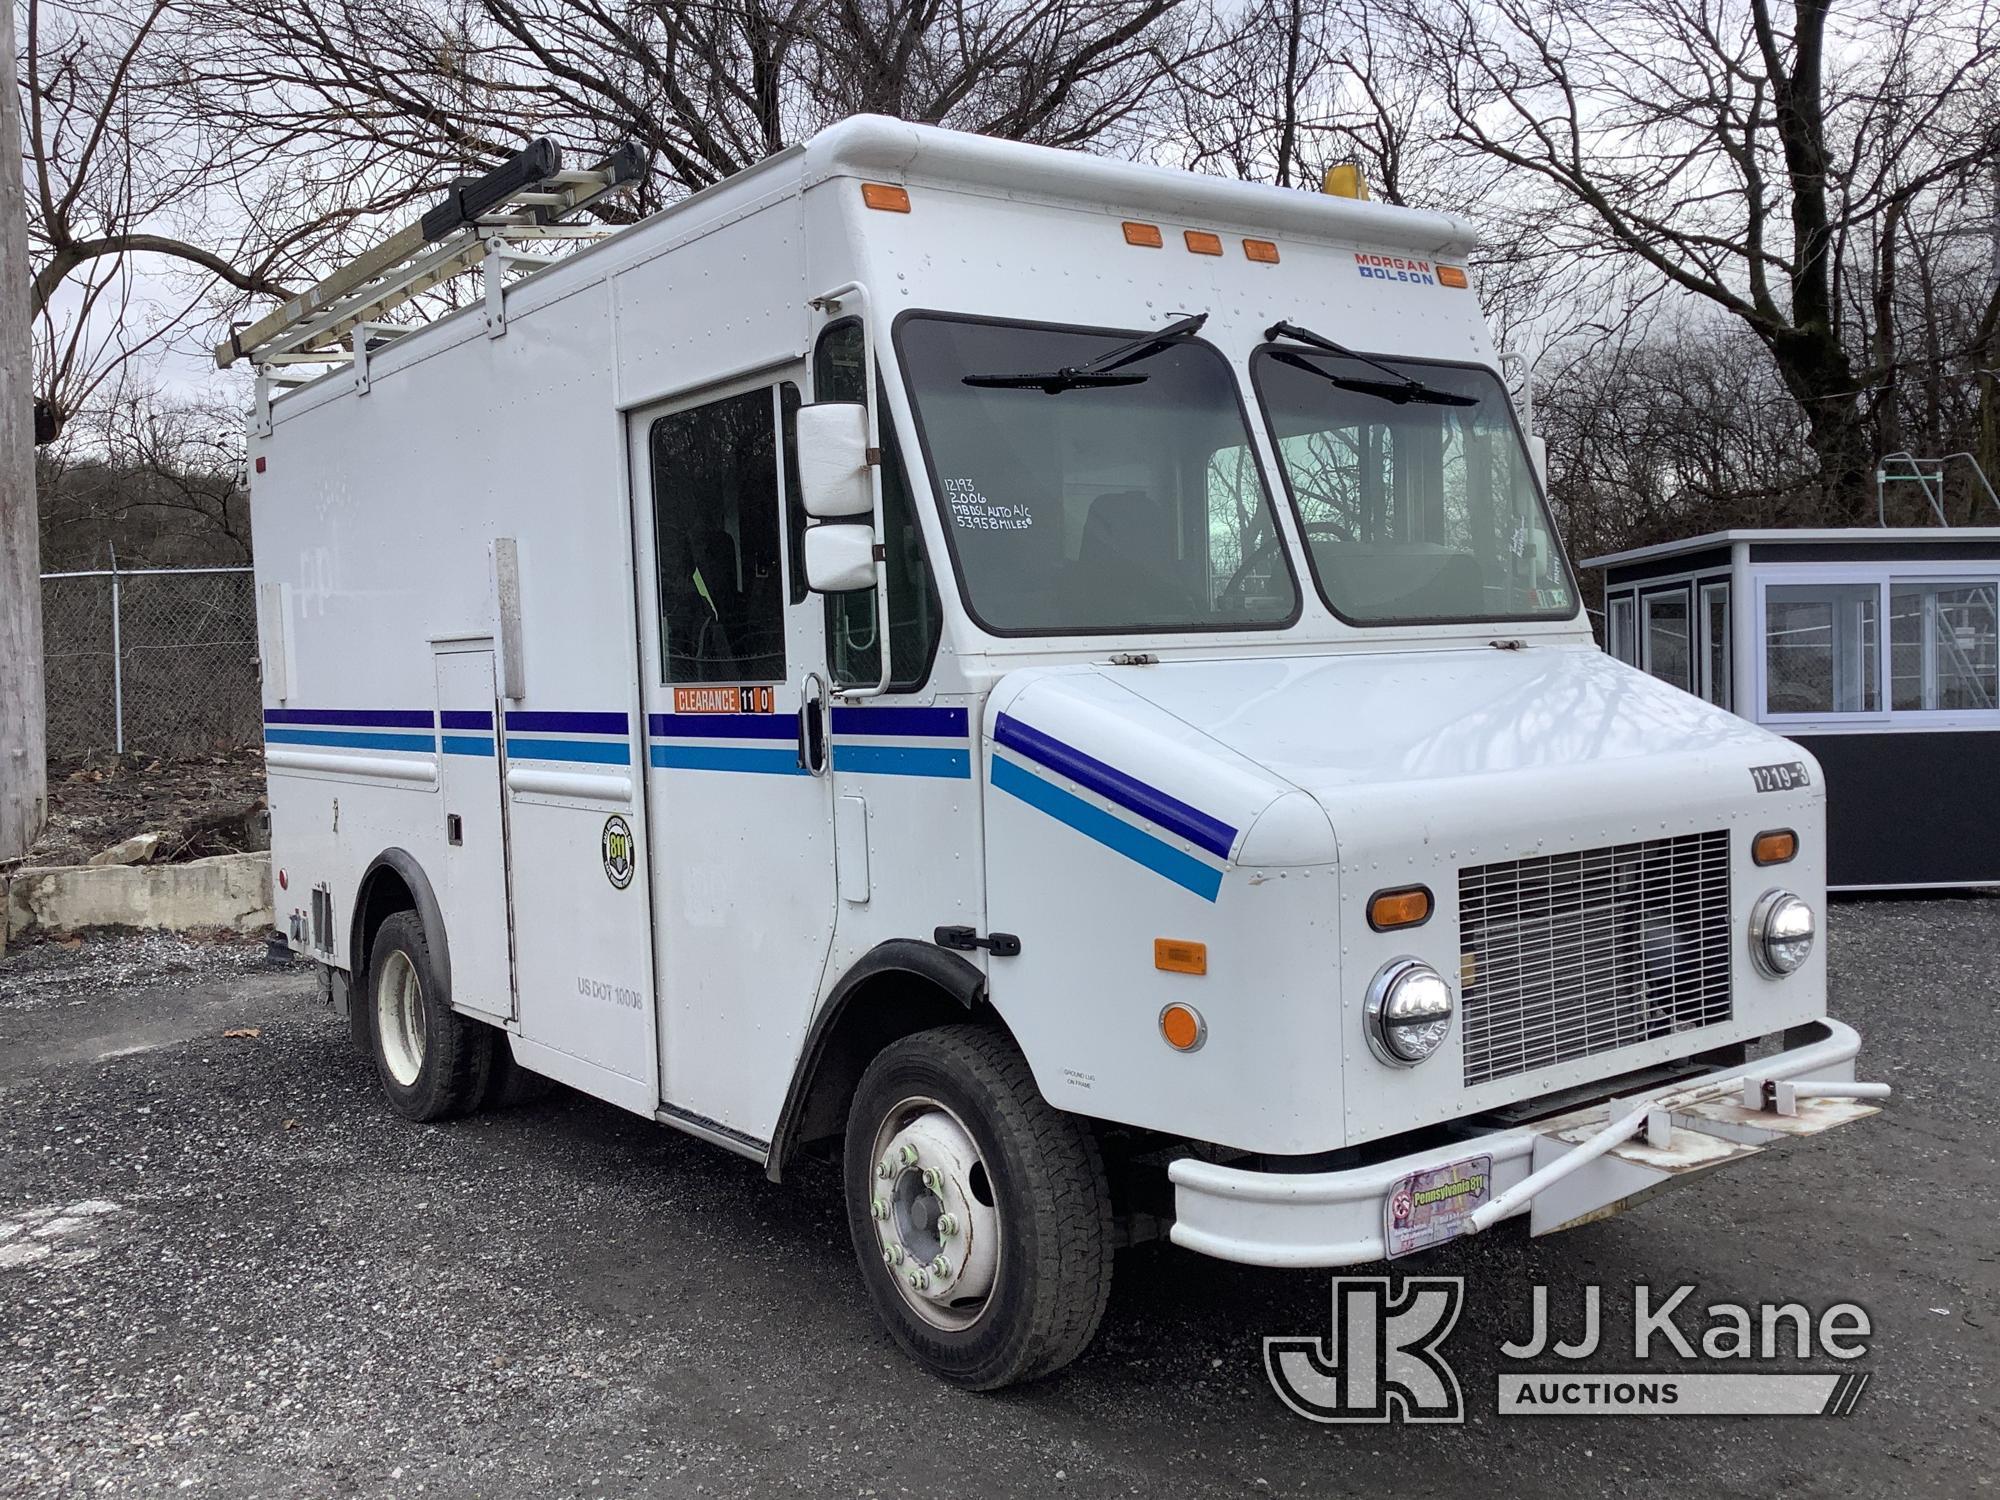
left=936, top=1213, right=958, bottom=1237
left=921, top=1167, right=943, bottom=1193
left=886, top=1244, right=905, bottom=1265
left=899, top=1144, right=920, bottom=1167
left=882, top=1248, right=894, bottom=1265
left=930, top=1254, right=949, bottom=1277
left=870, top=1198, right=886, bottom=1221
left=907, top=1268, right=929, bottom=1290
left=876, top=1159, right=894, bottom=1179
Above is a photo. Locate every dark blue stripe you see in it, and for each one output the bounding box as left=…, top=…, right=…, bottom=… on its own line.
left=831, top=744, right=971, bottom=779
left=265, top=708, right=434, bottom=729
left=991, top=714, right=1237, bottom=860
left=441, top=710, right=493, bottom=731
left=504, top=710, right=629, bottom=735
left=507, top=737, right=631, bottom=765
left=651, top=744, right=805, bottom=776
left=830, top=706, right=969, bottom=739
left=649, top=712, right=795, bottom=741
left=442, top=735, right=495, bottom=757
left=266, top=728, right=435, bottom=752
left=991, top=756, right=1222, bottom=901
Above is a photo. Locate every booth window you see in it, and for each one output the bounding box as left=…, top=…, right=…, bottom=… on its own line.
left=1607, top=594, right=1635, bottom=664
left=648, top=388, right=787, bottom=684
left=1764, top=583, right=1879, bottom=715
left=1642, top=590, right=1692, bottom=690
left=1891, top=582, right=1998, bottom=712
left=1699, top=581, right=1731, bottom=708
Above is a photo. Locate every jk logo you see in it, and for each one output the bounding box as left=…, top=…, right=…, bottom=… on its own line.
left=1264, top=1277, right=1465, bottom=1424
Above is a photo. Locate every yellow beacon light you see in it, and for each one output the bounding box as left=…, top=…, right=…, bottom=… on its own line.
left=1322, top=162, right=1371, bottom=200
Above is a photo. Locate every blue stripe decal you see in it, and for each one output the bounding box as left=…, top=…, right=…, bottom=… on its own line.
left=832, top=744, right=972, bottom=779
left=649, top=712, right=795, bottom=741
left=504, top=710, right=629, bottom=736
left=651, top=744, right=805, bottom=776
left=441, top=710, right=493, bottom=731
left=507, top=736, right=631, bottom=765
left=265, top=708, right=434, bottom=730
left=442, top=735, right=496, bottom=757
left=991, top=713, right=1237, bottom=860
left=830, top=705, right=969, bottom=738
left=991, top=756, right=1222, bottom=902
left=265, top=727, right=436, bottom=752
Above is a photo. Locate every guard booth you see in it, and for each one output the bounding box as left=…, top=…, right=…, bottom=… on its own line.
left=1585, top=528, right=2000, bottom=890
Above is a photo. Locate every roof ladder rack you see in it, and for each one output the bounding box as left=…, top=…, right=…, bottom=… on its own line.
left=217, top=138, right=644, bottom=372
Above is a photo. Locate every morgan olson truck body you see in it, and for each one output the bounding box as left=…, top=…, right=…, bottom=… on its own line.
left=236, top=116, right=1885, bottom=1387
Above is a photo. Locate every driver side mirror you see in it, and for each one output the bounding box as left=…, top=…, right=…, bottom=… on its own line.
left=804, top=522, right=876, bottom=594
left=796, top=402, right=873, bottom=519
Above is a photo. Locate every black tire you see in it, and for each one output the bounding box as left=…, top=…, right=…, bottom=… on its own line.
left=844, top=1025, right=1113, bottom=1389
left=366, top=910, right=494, bottom=1122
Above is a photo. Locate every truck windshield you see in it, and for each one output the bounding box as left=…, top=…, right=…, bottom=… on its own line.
left=1252, top=348, right=1574, bottom=625
left=896, top=315, right=1300, bottom=635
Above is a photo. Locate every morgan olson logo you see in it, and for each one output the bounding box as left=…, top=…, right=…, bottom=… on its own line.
left=1266, top=1278, right=1875, bottom=1423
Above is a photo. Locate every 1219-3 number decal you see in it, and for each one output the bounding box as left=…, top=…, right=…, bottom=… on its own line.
left=1750, top=761, right=1811, bottom=794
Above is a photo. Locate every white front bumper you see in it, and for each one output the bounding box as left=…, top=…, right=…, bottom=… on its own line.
left=1168, top=1019, right=1866, bottom=1268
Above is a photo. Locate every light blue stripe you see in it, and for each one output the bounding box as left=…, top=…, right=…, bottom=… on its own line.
left=266, top=728, right=435, bottom=753
left=990, top=755, right=1223, bottom=902
left=832, top=744, right=972, bottom=779
left=442, top=735, right=495, bottom=757
left=508, top=737, right=631, bottom=766
left=650, top=744, right=805, bottom=776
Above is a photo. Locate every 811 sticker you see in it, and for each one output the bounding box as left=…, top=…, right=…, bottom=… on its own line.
left=1385, top=1154, right=1491, bottom=1259
left=1750, top=761, right=1811, bottom=794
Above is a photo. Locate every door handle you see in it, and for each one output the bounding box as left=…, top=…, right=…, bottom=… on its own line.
left=798, top=672, right=829, bottom=776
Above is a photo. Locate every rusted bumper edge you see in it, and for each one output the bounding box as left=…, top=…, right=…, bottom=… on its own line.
left=1167, top=1018, right=1865, bottom=1269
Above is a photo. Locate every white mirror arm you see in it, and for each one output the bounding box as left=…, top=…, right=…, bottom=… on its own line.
left=811, top=280, right=893, bottom=699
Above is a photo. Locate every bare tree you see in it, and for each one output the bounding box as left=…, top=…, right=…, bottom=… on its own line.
left=1399, top=0, right=2000, bottom=520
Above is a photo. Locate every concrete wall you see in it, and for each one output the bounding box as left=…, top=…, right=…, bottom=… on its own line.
left=4, top=853, right=272, bottom=943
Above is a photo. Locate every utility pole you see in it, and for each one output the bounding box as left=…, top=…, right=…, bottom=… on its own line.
left=1, top=0, right=49, bottom=861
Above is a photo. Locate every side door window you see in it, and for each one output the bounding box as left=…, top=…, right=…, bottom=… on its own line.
left=650, top=390, right=788, bottom=685
left=813, top=321, right=942, bottom=689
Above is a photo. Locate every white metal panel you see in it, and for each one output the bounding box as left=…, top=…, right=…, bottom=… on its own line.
left=431, top=644, right=513, bottom=1021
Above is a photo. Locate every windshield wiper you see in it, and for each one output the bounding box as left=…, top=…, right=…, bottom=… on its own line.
left=963, top=312, right=1208, bottom=394
left=1265, top=320, right=1478, bottom=407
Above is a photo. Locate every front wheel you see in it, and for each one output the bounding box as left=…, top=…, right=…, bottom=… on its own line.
left=844, top=1025, right=1113, bottom=1389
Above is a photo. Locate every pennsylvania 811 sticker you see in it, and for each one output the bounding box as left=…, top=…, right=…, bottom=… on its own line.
left=1385, top=1154, right=1492, bottom=1259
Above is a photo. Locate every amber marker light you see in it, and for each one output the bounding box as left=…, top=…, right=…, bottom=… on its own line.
left=1184, top=230, right=1223, bottom=255
left=1159, top=1003, right=1207, bottom=1052
left=1753, top=829, right=1799, bottom=866
left=1437, top=265, right=1470, bottom=288
left=1243, top=238, right=1280, bottom=263
left=1368, top=885, right=1434, bottom=932
left=1123, top=221, right=1164, bottom=247
left=1155, top=938, right=1208, bottom=975
left=860, top=182, right=911, bottom=212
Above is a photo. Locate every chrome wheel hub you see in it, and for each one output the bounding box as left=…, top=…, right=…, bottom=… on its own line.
left=868, top=1100, right=1000, bottom=1330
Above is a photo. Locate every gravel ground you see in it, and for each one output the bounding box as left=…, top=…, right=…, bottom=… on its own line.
left=0, top=901, right=1994, bottom=1498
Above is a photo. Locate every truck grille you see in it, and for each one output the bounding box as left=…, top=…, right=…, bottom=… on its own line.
left=1458, top=831, right=1732, bottom=1087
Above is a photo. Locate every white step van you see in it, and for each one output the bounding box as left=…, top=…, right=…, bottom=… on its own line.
left=241, top=116, right=1882, bottom=1387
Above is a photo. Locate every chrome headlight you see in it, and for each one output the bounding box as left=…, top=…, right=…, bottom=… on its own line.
left=1750, top=889, right=1816, bottom=977
left=1365, top=958, right=1455, bottom=1066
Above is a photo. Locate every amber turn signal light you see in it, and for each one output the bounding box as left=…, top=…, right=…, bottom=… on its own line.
left=1437, top=264, right=1469, bottom=288
left=1123, top=221, right=1164, bottom=247
left=1753, top=829, right=1798, bottom=866
left=1368, top=885, right=1433, bottom=931
left=1159, top=1003, right=1207, bottom=1052
left=860, top=182, right=910, bottom=212
left=1155, top=938, right=1207, bottom=975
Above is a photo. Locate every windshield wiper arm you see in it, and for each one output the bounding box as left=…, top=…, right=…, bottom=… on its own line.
left=1265, top=320, right=1478, bottom=407
left=963, top=311, right=1208, bottom=394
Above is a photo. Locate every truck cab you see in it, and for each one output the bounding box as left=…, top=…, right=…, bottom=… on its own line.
left=244, top=116, right=1879, bottom=1390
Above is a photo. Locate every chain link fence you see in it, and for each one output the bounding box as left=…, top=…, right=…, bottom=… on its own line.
left=40, top=565, right=261, bottom=761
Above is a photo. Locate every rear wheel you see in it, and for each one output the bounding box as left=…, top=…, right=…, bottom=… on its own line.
left=367, top=911, right=494, bottom=1121
left=844, top=1025, right=1113, bottom=1389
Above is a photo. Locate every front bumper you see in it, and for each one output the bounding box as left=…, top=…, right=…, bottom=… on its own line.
left=1168, top=1019, right=1869, bottom=1268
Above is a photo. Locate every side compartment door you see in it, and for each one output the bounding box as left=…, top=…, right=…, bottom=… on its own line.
left=629, top=379, right=839, bottom=1147
left=431, top=642, right=513, bottom=1020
